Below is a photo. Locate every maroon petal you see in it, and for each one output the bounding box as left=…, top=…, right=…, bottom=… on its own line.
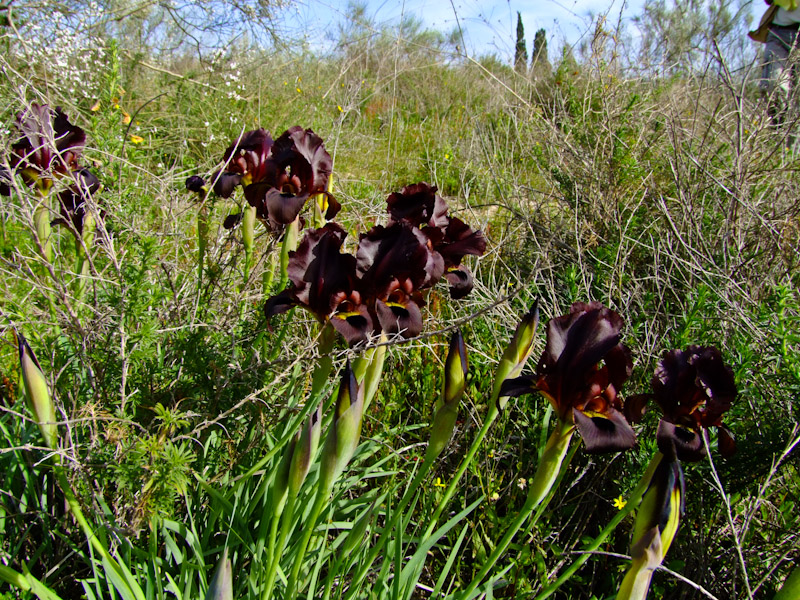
left=264, top=289, right=298, bottom=318
left=330, top=304, right=374, bottom=346
left=213, top=172, right=243, bottom=198
left=445, top=266, right=474, bottom=299
left=324, top=192, right=341, bottom=220
left=356, top=223, right=441, bottom=294
left=436, top=217, right=487, bottom=266
left=657, top=419, right=706, bottom=462
left=386, top=182, right=449, bottom=228
left=574, top=407, right=636, bottom=454
left=376, top=298, right=423, bottom=338
left=223, top=213, right=243, bottom=229
left=498, top=375, right=538, bottom=398
left=265, top=188, right=309, bottom=225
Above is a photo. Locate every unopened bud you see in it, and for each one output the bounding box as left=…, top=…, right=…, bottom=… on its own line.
left=426, top=330, right=468, bottom=461
left=17, top=333, right=57, bottom=449
left=491, top=300, right=539, bottom=410
left=320, top=362, right=365, bottom=494
left=288, top=403, right=322, bottom=497
left=204, top=547, right=233, bottom=600
left=618, top=456, right=685, bottom=598
left=442, top=329, right=467, bottom=408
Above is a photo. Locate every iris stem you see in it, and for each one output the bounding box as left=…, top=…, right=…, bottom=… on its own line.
left=285, top=488, right=327, bottom=598
left=242, top=204, right=256, bottom=284
left=197, top=203, right=208, bottom=286
left=422, top=404, right=499, bottom=541
left=278, top=217, right=300, bottom=292
left=262, top=491, right=297, bottom=600
left=458, top=419, right=575, bottom=600
left=535, top=452, right=663, bottom=600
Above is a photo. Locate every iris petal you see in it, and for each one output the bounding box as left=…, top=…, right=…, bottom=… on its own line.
left=573, top=407, right=636, bottom=454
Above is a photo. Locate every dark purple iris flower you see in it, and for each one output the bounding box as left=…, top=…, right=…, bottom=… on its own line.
left=652, top=345, right=737, bottom=461
left=264, top=182, right=488, bottom=344
left=386, top=182, right=449, bottom=229
left=10, top=104, right=86, bottom=190
left=501, top=302, right=641, bottom=454
left=51, top=168, right=102, bottom=236
left=355, top=223, right=444, bottom=338
left=385, top=182, right=486, bottom=299
left=264, top=224, right=373, bottom=345
left=211, top=126, right=337, bottom=229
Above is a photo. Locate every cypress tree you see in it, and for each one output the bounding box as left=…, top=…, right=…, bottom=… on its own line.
left=514, top=12, right=528, bottom=73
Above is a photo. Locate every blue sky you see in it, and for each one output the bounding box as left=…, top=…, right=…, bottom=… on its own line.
left=280, top=0, right=649, bottom=59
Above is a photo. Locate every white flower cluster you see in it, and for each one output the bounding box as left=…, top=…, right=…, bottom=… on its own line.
left=12, top=4, right=107, bottom=101
left=204, top=51, right=248, bottom=101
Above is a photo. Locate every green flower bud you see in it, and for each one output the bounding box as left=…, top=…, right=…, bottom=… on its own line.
left=426, top=330, right=468, bottom=461
left=319, top=362, right=364, bottom=494
left=441, top=329, right=467, bottom=409
left=204, top=548, right=233, bottom=600
left=33, top=202, right=53, bottom=264
left=288, top=403, right=322, bottom=497
left=360, top=333, right=387, bottom=413
left=490, top=300, right=539, bottom=411
left=617, top=456, right=684, bottom=600
left=17, top=333, right=57, bottom=449
left=242, top=204, right=256, bottom=252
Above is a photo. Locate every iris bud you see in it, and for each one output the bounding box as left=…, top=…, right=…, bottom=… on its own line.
left=491, top=300, right=539, bottom=411
left=287, top=403, right=322, bottom=497
left=17, top=333, right=57, bottom=449
left=426, top=330, right=468, bottom=461
left=617, top=456, right=684, bottom=600
left=319, top=362, right=364, bottom=494
left=204, top=547, right=233, bottom=600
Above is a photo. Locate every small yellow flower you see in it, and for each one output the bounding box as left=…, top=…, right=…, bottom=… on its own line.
left=90, top=100, right=101, bottom=112
left=129, top=134, right=144, bottom=144
left=337, top=105, right=344, bottom=112
left=613, top=495, right=627, bottom=510
left=121, top=110, right=131, bottom=125
left=296, top=87, right=302, bottom=93
left=433, top=477, right=446, bottom=488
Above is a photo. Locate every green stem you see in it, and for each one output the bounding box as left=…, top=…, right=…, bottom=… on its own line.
left=242, top=204, right=256, bottom=284
left=535, top=452, right=664, bottom=600
left=420, top=405, right=499, bottom=545
left=285, top=489, right=328, bottom=598
left=459, top=419, right=575, bottom=600
left=616, top=557, right=654, bottom=600
left=262, top=491, right=297, bottom=600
